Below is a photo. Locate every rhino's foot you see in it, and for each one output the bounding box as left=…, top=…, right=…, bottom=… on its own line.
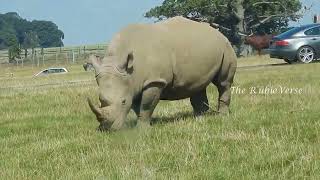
left=217, top=105, right=230, bottom=115
left=193, top=110, right=208, bottom=117
left=190, top=90, right=210, bottom=117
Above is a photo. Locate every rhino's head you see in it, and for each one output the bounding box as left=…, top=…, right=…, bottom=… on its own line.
left=87, top=53, right=134, bottom=131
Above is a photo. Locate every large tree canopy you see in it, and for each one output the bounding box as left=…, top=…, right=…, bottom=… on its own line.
left=0, top=12, right=64, bottom=50
left=145, top=0, right=303, bottom=55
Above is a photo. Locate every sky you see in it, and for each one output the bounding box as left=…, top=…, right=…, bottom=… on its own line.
left=0, top=0, right=319, bottom=46
left=290, top=0, right=320, bottom=26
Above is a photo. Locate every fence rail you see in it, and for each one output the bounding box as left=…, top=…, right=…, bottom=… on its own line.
left=0, top=44, right=108, bottom=66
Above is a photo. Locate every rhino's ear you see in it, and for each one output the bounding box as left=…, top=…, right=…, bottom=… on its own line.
left=89, top=54, right=102, bottom=70
left=88, top=55, right=103, bottom=77
left=118, top=51, right=134, bottom=73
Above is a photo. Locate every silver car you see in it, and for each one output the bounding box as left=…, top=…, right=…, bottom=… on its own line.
left=269, top=23, right=320, bottom=63
left=34, top=67, right=68, bottom=77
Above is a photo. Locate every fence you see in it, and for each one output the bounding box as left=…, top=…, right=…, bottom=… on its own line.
left=0, top=44, right=107, bottom=66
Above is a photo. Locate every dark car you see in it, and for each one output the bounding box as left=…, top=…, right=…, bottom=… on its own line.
left=268, top=24, right=320, bottom=64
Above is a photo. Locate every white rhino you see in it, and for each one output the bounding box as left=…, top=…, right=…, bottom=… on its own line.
left=87, top=16, right=237, bottom=131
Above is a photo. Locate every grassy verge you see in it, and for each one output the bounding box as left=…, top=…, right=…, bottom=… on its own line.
left=0, top=57, right=319, bottom=179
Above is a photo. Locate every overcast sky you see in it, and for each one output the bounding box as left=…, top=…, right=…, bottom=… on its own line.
left=0, top=0, right=319, bottom=46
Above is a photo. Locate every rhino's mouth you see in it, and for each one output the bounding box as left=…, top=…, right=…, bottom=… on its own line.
left=97, top=121, right=113, bottom=132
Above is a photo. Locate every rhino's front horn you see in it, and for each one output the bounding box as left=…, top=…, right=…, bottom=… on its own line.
left=87, top=98, right=102, bottom=122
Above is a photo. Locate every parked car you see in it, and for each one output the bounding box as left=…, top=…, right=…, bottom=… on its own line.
left=34, top=67, right=68, bottom=77
left=268, top=23, right=320, bottom=64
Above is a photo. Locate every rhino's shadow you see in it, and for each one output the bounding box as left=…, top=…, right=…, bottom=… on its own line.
left=125, top=110, right=218, bottom=128
left=151, top=110, right=219, bottom=125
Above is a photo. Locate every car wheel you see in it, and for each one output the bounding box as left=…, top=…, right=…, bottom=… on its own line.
left=297, top=46, right=315, bottom=63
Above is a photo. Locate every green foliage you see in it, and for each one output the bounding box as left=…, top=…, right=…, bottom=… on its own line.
left=243, top=0, right=302, bottom=34
left=31, top=20, right=64, bottom=48
left=146, top=0, right=302, bottom=37
left=22, top=31, right=39, bottom=50
left=1, top=31, right=21, bottom=61
left=8, top=44, right=21, bottom=62
left=0, top=12, right=64, bottom=51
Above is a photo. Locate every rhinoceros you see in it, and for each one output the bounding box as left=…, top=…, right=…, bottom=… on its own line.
left=87, top=16, right=237, bottom=131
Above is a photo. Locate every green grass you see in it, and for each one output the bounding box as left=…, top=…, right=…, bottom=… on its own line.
left=0, top=57, right=320, bottom=179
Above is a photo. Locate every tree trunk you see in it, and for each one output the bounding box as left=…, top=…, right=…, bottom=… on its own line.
left=24, top=48, right=27, bottom=58
left=233, top=0, right=250, bottom=57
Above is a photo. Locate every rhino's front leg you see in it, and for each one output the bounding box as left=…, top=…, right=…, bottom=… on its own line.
left=137, top=87, right=162, bottom=128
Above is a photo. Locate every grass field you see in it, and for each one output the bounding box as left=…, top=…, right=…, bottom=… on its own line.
left=0, top=56, right=320, bottom=179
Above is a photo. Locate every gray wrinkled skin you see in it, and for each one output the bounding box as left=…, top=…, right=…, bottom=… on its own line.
left=87, top=16, right=237, bottom=131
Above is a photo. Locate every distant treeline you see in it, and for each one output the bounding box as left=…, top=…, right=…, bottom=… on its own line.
left=0, top=12, right=64, bottom=60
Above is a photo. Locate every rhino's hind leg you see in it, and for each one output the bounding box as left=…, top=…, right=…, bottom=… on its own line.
left=212, top=50, right=236, bottom=114
left=190, top=89, right=210, bottom=116
left=214, top=82, right=231, bottom=114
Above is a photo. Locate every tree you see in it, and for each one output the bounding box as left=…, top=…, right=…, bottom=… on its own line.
left=22, top=31, right=39, bottom=56
left=0, top=12, right=64, bottom=51
left=145, top=0, right=303, bottom=56
left=31, top=20, right=64, bottom=48
left=6, top=33, right=20, bottom=62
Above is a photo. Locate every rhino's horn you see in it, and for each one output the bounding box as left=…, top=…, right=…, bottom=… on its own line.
left=87, top=97, right=102, bottom=122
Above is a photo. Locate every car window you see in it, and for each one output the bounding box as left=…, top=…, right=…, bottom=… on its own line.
left=58, top=69, right=66, bottom=73
left=304, top=27, right=320, bottom=36
left=277, top=26, right=304, bottom=39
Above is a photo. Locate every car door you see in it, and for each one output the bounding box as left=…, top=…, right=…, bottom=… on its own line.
left=304, top=26, right=320, bottom=58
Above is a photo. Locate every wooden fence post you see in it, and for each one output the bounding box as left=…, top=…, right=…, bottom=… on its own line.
left=66, top=52, right=69, bottom=64
left=36, top=50, right=39, bottom=67
left=42, top=54, right=45, bottom=66
left=41, top=48, right=44, bottom=66
left=72, top=50, right=75, bottom=63
left=56, top=52, right=58, bottom=64
left=32, top=49, right=34, bottom=68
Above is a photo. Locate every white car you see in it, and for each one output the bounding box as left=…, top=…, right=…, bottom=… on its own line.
left=34, top=67, right=68, bottom=77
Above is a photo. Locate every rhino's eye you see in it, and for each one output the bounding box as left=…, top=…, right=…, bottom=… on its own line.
left=121, top=99, right=126, bottom=105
